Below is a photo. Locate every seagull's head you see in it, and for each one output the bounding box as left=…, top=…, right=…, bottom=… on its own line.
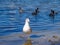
left=25, top=18, right=30, bottom=23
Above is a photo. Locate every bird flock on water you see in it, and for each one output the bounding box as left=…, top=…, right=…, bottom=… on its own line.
left=19, top=7, right=58, bottom=38
left=19, top=7, right=58, bottom=20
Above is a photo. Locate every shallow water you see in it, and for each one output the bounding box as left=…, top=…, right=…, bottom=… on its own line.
left=0, top=0, right=60, bottom=45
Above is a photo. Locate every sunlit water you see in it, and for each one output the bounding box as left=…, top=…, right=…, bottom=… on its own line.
left=0, top=0, right=60, bottom=45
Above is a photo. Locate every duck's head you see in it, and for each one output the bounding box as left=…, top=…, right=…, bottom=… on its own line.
left=25, top=18, right=30, bottom=23
left=36, top=8, right=39, bottom=10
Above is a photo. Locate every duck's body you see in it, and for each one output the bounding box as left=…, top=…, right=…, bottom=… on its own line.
left=23, top=18, right=32, bottom=34
left=19, top=7, right=24, bottom=14
left=49, top=10, right=58, bottom=17
left=49, top=10, right=56, bottom=19
left=32, top=8, right=39, bottom=15
left=49, top=10, right=54, bottom=16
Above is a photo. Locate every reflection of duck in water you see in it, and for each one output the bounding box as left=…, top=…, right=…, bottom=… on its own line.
left=23, top=18, right=32, bottom=38
left=32, top=8, right=39, bottom=16
left=23, top=38, right=32, bottom=45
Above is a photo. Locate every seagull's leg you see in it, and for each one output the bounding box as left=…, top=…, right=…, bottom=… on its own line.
left=26, top=34, right=30, bottom=39
left=23, top=34, right=29, bottom=40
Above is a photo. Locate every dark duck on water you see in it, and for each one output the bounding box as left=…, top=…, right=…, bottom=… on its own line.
left=32, top=8, right=39, bottom=16
left=19, top=7, right=24, bottom=14
left=49, top=9, right=58, bottom=23
left=49, top=9, right=58, bottom=19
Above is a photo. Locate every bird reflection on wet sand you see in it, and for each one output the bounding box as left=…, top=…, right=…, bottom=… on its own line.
left=23, top=38, right=32, bottom=45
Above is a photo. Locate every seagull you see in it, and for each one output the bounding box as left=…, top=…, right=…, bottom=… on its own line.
left=23, top=18, right=32, bottom=35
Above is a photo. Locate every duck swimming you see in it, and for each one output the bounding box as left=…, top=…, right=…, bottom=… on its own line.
left=49, top=9, right=58, bottom=23
left=49, top=9, right=58, bottom=17
left=19, top=7, right=24, bottom=14
left=32, top=8, right=39, bottom=15
left=49, top=9, right=58, bottom=19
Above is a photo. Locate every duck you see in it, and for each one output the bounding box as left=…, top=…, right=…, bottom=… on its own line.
left=49, top=9, right=58, bottom=17
left=49, top=10, right=54, bottom=16
left=23, top=18, right=32, bottom=34
left=32, top=8, right=39, bottom=16
left=19, top=7, right=24, bottom=14
left=49, top=10, right=54, bottom=19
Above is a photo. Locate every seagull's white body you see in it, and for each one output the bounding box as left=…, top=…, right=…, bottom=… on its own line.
left=23, top=18, right=31, bottom=34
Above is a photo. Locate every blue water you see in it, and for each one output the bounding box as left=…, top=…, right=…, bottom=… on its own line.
left=0, top=0, right=60, bottom=45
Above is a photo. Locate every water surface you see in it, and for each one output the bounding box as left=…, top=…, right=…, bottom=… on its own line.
left=0, top=0, right=60, bottom=45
